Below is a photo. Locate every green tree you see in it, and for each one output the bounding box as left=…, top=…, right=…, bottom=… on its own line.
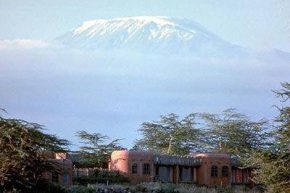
left=135, top=113, right=203, bottom=155
left=76, top=130, right=122, bottom=168
left=0, top=111, right=69, bottom=193
left=273, top=82, right=290, bottom=152
left=250, top=83, right=290, bottom=193
left=200, top=108, right=270, bottom=159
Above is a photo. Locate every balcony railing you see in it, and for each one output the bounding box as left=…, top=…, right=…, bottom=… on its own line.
left=153, top=155, right=202, bottom=166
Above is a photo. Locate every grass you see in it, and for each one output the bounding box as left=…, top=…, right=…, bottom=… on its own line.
left=68, top=182, right=263, bottom=193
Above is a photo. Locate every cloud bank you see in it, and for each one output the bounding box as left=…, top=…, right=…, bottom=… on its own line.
left=0, top=39, right=289, bottom=148
left=0, top=39, right=53, bottom=50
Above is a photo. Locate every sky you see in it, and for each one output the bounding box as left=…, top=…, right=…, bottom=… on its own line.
left=0, top=0, right=290, bottom=51
left=0, top=0, right=290, bottom=149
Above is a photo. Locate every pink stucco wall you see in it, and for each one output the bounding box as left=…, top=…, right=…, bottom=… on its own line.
left=192, top=153, right=231, bottom=187
left=42, top=152, right=73, bottom=187
left=110, top=150, right=154, bottom=183
left=109, top=150, right=251, bottom=187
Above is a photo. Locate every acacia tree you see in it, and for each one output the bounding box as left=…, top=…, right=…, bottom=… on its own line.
left=249, top=83, right=290, bottom=193
left=0, top=111, right=69, bottom=193
left=76, top=130, right=123, bottom=168
left=200, top=108, right=270, bottom=159
left=273, top=82, right=290, bottom=152
left=135, top=113, right=203, bottom=155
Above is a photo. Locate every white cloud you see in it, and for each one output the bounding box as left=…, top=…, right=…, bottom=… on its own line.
left=0, top=42, right=289, bottom=148
left=0, top=39, right=51, bottom=50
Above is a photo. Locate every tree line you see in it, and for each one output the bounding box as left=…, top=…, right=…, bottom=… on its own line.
left=134, top=109, right=270, bottom=158
left=0, top=83, right=289, bottom=193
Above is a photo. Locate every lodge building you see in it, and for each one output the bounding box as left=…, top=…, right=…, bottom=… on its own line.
left=44, top=150, right=253, bottom=188
left=42, top=152, right=73, bottom=187
left=109, top=150, right=253, bottom=187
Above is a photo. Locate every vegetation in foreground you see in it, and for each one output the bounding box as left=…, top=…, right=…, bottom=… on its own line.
left=0, top=111, right=69, bottom=193
left=0, top=83, right=289, bottom=193
left=68, top=182, right=261, bottom=193
left=73, top=170, right=129, bottom=185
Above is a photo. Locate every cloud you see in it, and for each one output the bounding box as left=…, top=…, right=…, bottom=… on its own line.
left=0, top=39, right=52, bottom=50
left=0, top=39, right=289, bottom=148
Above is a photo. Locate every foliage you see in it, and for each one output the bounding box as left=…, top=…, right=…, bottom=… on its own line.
left=135, top=110, right=270, bottom=158
left=68, top=183, right=255, bottom=193
left=249, top=82, right=290, bottom=193
left=135, top=113, right=203, bottom=155
left=73, top=170, right=129, bottom=185
left=201, top=108, right=270, bottom=159
left=273, top=82, right=290, bottom=152
left=68, top=186, right=95, bottom=193
left=0, top=111, right=69, bottom=193
left=76, top=130, right=123, bottom=168
left=35, top=180, right=68, bottom=193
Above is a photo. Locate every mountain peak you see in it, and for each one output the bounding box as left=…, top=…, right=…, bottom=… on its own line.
left=58, top=16, right=239, bottom=56
left=72, top=16, right=180, bottom=38
left=78, top=16, right=175, bottom=28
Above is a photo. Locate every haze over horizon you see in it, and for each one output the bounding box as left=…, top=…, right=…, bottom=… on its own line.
left=1, top=1, right=290, bottom=149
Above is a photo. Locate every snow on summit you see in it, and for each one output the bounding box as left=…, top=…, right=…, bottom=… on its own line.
left=58, top=16, right=241, bottom=56
left=73, top=16, right=177, bottom=35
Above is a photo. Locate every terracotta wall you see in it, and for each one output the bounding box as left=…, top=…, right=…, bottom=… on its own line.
left=110, top=150, right=252, bottom=188
left=42, top=152, right=73, bottom=187
left=231, top=168, right=252, bottom=185
left=193, top=153, right=231, bottom=187
left=110, top=150, right=154, bottom=183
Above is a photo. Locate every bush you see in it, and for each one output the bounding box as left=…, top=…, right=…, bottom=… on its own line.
left=73, top=170, right=129, bottom=185
left=0, top=181, right=68, bottom=193
left=68, top=182, right=259, bottom=193
left=68, top=186, right=95, bottom=193
left=35, top=180, right=68, bottom=193
left=159, top=184, right=179, bottom=193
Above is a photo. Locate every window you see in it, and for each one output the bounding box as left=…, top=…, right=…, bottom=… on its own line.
left=52, top=172, right=59, bottom=183
left=155, top=166, right=159, bottom=176
left=143, top=163, right=150, bottom=175
left=63, top=173, right=69, bottom=184
left=132, top=163, right=138, bottom=174
left=222, top=166, right=229, bottom=177
left=211, top=165, right=218, bottom=177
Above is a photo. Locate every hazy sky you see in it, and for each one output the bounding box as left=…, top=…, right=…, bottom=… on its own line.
left=1, top=1, right=290, bottom=149
left=0, top=0, right=290, bottom=51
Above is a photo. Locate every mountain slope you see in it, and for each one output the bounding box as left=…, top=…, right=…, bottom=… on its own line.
left=58, top=16, right=244, bottom=56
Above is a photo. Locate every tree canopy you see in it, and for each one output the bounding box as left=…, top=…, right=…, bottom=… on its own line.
left=135, top=113, right=203, bottom=155
left=75, top=130, right=123, bottom=168
left=249, top=82, right=290, bottom=193
left=0, top=111, right=69, bottom=193
left=201, top=108, right=270, bottom=159
left=135, top=109, right=270, bottom=158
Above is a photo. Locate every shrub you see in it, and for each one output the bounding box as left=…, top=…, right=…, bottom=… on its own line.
left=68, top=186, right=95, bottom=193
left=35, top=180, right=68, bottom=193
left=68, top=182, right=259, bottom=193
left=73, top=170, right=129, bottom=185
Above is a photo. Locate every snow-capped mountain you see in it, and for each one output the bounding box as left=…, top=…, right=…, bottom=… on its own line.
left=58, top=16, right=244, bottom=56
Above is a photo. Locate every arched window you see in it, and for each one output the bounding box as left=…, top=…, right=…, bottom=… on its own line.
left=222, top=166, right=229, bottom=177
left=211, top=165, right=218, bottom=177
left=132, top=163, right=138, bottom=174
left=143, top=163, right=150, bottom=175
left=52, top=172, right=59, bottom=183
left=63, top=173, right=69, bottom=184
